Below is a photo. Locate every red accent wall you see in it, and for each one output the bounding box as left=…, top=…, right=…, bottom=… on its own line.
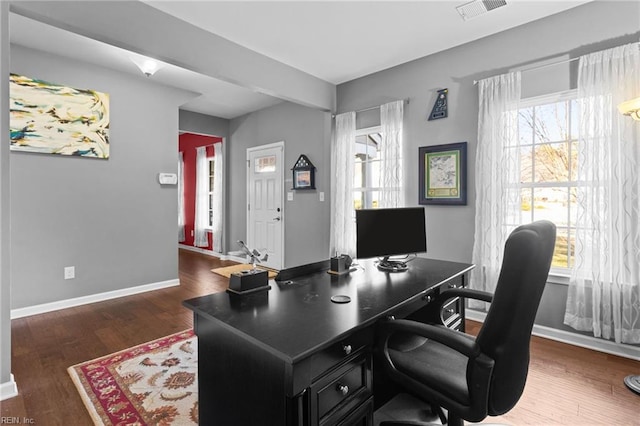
left=179, top=133, right=223, bottom=251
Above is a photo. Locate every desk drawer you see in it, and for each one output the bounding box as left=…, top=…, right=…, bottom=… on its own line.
left=310, top=327, right=373, bottom=380
left=313, top=351, right=372, bottom=425
left=442, top=297, right=461, bottom=327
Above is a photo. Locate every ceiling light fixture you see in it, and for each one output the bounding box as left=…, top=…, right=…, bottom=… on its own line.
left=618, top=96, right=640, bottom=121
left=131, top=57, right=162, bottom=77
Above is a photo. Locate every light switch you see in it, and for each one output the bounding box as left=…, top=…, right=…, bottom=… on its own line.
left=319, top=192, right=325, bottom=202
left=287, top=192, right=294, bottom=201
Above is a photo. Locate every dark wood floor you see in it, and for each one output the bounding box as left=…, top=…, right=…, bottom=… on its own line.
left=1, top=249, right=639, bottom=425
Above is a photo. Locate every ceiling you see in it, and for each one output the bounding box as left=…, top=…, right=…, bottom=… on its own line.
left=10, top=0, right=591, bottom=119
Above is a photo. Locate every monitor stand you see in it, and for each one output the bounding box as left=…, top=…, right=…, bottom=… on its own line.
left=377, top=257, right=408, bottom=273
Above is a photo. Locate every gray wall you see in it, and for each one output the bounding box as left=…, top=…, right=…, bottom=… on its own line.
left=9, top=45, right=195, bottom=309
left=179, top=109, right=230, bottom=140
left=337, top=1, right=640, bottom=332
left=1, top=1, right=11, bottom=392
left=228, top=102, right=332, bottom=267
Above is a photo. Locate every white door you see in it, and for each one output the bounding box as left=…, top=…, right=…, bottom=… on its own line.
left=247, top=142, right=284, bottom=270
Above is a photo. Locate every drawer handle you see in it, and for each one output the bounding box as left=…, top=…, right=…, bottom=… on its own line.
left=343, top=344, right=352, bottom=355
left=445, top=308, right=456, bottom=314
left=336, top=383, right=349, bottom=396
left=422, top=294, right=433, bottom=303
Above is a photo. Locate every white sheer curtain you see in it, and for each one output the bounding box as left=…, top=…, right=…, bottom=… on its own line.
left=380, top=100, right=404, bottom=208
left=331, top=111, right=356, bottom=258
left=470, top=72, right=522, bottom=309
left=194, top=146, right=209, bottom=247
left=211, top=142, right=224, bottom=253
left=564, top=43, right=640, bottom=344
left=178, top=151, right=185, bottom=243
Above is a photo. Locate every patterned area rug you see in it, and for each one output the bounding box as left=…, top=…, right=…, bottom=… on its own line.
left=68, top=330, right=198, bottom=425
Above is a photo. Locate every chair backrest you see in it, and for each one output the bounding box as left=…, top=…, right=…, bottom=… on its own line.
left=475, top=220, right=556, bottom=416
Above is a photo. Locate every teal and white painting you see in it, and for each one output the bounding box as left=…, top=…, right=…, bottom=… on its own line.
left=10, top=74, right=110, bottom=158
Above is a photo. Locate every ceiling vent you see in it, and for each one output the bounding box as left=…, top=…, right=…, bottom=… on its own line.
left=456, top=0, right=508, bottom=21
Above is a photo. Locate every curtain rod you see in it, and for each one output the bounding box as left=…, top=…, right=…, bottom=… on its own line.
left=332, top=98, right=410, bottom=118
left=474, top=41, right=640, bottom=85
left=473, top=56, right=581, bottom=85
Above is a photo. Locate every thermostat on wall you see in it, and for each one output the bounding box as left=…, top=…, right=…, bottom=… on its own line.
left=158, top=173, right=178, bottom=185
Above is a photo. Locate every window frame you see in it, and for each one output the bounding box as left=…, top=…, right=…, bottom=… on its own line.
left=517, top=89, right=578, bottom=282
left=207, top=157, right=215, bottom=229
left=353, top=125, right=384, bottom=211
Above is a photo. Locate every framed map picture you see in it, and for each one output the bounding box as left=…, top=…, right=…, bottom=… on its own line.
left=419, top=142, right=467, bottom=205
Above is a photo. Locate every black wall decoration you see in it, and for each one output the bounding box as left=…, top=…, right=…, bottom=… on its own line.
left=428, top=88, right=448, bottom=121
left=292, top=154, right=316, bottom=190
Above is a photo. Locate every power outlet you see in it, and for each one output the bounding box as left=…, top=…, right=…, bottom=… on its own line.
left=64, top=266, right=75, bottom=280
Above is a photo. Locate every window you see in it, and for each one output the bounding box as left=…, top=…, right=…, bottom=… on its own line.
left=208, top=158, right=215, bottom=228
left=516, top=91, right=578, bottom=271
left=353, top=127, right=382, bottom=210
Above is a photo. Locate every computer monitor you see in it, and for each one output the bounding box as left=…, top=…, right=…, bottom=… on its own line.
left=355, top=207, right=427, bottom=272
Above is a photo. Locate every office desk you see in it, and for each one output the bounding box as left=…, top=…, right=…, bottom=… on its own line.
left=183, top=257, right=473, bottom=426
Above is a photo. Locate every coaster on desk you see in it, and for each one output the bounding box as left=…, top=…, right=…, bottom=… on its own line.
left=331, top=295, right=351, bottom=304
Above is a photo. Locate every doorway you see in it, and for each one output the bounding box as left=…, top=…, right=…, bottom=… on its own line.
left=246, top=142, right=285, bottom=270
left=178, top=132, right=224, bottom=253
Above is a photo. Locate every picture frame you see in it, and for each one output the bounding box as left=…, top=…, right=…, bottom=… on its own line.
left=291, top=154, right=316, bottom=190
left=419, top=142, right=467, bottom=205
left=294, top=170, right=312, bottom=189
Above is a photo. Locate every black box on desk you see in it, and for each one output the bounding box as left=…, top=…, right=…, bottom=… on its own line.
left=330, top=255, right=352, bottom=275
left=228, top=269, right=270, bottom=294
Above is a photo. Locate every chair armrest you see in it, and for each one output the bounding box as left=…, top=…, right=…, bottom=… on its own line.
left=379, top=318, right=481, bottom=359
left=430, top=288, right=493, bottom=314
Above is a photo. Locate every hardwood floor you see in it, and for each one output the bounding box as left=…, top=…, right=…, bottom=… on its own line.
left=0, top=249, right=236, bottom=425
left=464, top=322, right=640, bottom=425
left=1, top=249, right=639, bottom=425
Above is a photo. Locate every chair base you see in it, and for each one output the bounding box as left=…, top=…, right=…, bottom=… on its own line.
left=624, top=375, right=640, bottom=395
left=379, top=417, right=463, bottom=426
left=378, top=406, right=463, bottom=426
left=375, top=393, right=455, bottom=425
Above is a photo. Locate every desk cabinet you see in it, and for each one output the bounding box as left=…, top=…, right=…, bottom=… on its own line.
left=312, top=349, right=372, bottom=425
left=184, top=258, right=473, bottom=426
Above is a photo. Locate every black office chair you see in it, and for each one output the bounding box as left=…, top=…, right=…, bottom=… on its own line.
left=378, top=220, right=556, bottom=426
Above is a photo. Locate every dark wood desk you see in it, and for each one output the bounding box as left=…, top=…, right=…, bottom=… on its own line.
left=183, top=257, right=473, bottom=426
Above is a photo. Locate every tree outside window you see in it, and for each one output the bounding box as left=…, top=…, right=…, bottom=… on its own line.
left=516, top=92, right=578, bottom=270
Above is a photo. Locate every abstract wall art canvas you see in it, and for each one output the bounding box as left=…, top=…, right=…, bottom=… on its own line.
left=10, top=74, right=110, bottom=158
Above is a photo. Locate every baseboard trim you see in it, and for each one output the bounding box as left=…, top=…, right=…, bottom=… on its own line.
left=466, top=309, right=640, bottom=361
left=178, top=244, right=219, bottom=257
left=178, top=244, right=246, bottom=263
left=0, top=374, right=18, bottom=401
left=10, top=279, right=180, bottom=319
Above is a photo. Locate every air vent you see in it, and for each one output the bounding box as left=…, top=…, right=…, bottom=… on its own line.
left=456, top=0, right=507, bottom=21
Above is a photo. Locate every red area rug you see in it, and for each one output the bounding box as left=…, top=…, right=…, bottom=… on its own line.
left=68, top=330, right=198, bottom=425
